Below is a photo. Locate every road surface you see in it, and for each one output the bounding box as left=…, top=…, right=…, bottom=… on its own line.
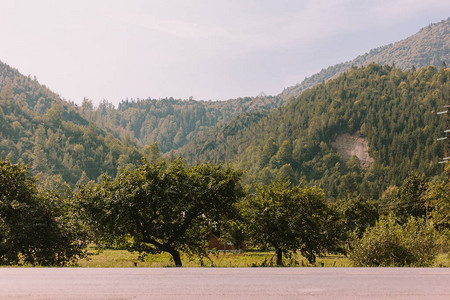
left=1, top=267, right=449, bottom=299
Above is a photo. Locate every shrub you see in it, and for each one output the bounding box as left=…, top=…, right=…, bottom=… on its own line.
left=350, top=215, right=438, bottom=267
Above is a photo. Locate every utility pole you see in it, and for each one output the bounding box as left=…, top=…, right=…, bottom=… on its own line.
left=437, top=89, right=450, bottom=184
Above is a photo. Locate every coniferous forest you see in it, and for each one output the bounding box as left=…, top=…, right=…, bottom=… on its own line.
left=181, top=64, right=450, bottom=199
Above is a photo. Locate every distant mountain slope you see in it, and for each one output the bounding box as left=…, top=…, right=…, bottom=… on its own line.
left=280, top=18, right=450, bottom=99
left=0, top=61, right=61, bottom=112
left=80, top=95, right=282, bottom=153
left=180, top=64, right=450, bottom=198
left=0, top=61, right=142, bottom=186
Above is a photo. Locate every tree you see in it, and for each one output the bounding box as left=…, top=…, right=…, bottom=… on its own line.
left=142, top=143, right=161, bottom=162
left=44, top=103, right=63, bottom=127
left=0, top=159, right=86, bottom=265
left=378, top=173, right=429, bottom=223
left=427, top=181, right=450, bottom=231
left=425, top=165, right=450, bottom=233
left=76, top=171, right=91, bottom=187
left=258, top=138, right=278, bottom=168
left=218, top=220, right=246, bottom=253
left=241, top=180, right=340, bottom=265
left=270, top=140, right=293, bottom=168
left=77, top=158, right=243, bottom=267
left=277, top=164, right=296, bottom=183
left=35, top=173, right=71, bottom=198
left=81, top=98, right=94, bottom=115
left=335, top=192, right=379, bottom=240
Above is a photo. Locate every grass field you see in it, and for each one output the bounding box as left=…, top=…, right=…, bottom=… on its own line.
left=74, top=247, right=450, bottom=268
left=75, top=248, right=348, bottom=268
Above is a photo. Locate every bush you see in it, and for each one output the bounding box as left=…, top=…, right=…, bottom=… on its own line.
left=350, top=216, right=438, bottom=267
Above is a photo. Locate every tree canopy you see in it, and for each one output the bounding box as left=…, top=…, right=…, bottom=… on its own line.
left=77, top=158, right=244, bottom=267
left=0, top=159, right=86, bottom=265
left=241, top=180, right=341, bottom=265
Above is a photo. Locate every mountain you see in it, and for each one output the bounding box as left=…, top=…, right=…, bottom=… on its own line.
left=179, top=64, right=450, bottom=198
left=0, top=61, right=143, bottom=186
left=175, top=18, right=450, bottom=198
left=81, top=18, right=450, bottom=155
left=80, top=95, right=283, bottom=153
left=280, top=18, right=450, bottom=100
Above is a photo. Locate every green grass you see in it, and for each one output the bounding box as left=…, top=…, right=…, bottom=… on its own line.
left=74, top=247, right=352, bottom=268
left=434, top=253, right=450, bottom=267
left=75, top=247, right=450, bottom=268
left=3, top=249, right=448, bottom=267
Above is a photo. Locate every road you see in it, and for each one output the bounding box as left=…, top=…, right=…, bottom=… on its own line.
left=1, top=268, right=450, bottom=299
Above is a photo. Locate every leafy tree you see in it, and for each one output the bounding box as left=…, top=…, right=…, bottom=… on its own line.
left=0, top=159, right=86, bottom=265
left=379, top=172, right=429, bottom=223
left=241, top=180, right=341, bottom=265
left=77, top=158, right=243, bottom=267
left=335, top=192, right=379, bottom=241
left=350, top=216, right=438, bottom=267
left=397, top=173, right=429, bottom=218
left=426, top=164, right=450, bottom=233
left=427, top=181, right=450, bottom=232
left=35, top=173, right=72, bottom=198
left=219, top=220, right=246, bottom=253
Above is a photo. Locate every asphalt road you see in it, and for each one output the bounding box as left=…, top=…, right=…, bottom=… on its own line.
left=1, top=268, right=450, bottom=299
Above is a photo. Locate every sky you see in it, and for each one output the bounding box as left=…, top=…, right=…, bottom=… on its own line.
left=1, top=0, right=449, bottom=106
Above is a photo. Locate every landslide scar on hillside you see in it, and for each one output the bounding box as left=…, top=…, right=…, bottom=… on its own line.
left=331, top=133, right=373, bottom=169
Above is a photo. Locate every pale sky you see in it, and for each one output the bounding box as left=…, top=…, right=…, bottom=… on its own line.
left=1, top=0, right=449, bottom=106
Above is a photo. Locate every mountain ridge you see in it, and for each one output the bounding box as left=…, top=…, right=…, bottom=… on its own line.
left=279, top=17, right=450, bottom=100
left=0, top=60, right=143, bottom=186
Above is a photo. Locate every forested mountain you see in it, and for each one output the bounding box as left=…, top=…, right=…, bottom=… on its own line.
left=1, top=19, right=448, bottom=191
left=0, top=61, right=143, bottom=186
left=0, top=62, right=65, bottom=114
left=80, top=19, right=449, bottom=155
left=280, top=18, right=450, bottom=100
left=80, top=95, right=282, bottom=153
left=180, top=64, right=450, bottom=199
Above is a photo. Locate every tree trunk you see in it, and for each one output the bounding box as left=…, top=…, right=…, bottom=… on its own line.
left=276, top=249, right=283, bottom=266
left=169, top=249, right=183, bottom=267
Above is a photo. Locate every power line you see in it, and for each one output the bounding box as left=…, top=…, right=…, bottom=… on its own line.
left=436, top=88, right=450, bottom=184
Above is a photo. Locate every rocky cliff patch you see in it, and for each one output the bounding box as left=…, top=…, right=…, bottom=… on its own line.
left=331, top=133, right=373, bottom=169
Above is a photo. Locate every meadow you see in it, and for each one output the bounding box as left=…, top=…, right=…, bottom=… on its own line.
left=75, top=248, right=450, bottom=268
